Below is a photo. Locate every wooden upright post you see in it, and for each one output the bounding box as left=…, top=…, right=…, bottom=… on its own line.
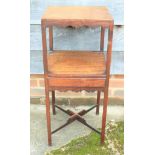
left=49, top=27, right=53, bottom=51
left=101, top=24, right=113, bottom=144
left=42, top=23, right=52, bottom=146
left=96, top=27, right=105, bottom=115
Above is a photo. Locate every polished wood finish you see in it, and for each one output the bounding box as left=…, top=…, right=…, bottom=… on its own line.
left=44, top=78, right=52, bottom=146
left=41, top=23, right=52, bottom=146
left=47, top=51, right=105, bottom=77
left=42, top=6, right=113, bottom=27
left=101, top=25, right=113, bottom=144
left=97, top=26, right=105, bottom=115
left=48, top=77, right=105, bottom=88
left=41, top=6, right=114, bottom=146
left=41, top=26, right=48, bottom=74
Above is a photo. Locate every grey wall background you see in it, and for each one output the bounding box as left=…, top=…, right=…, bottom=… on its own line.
left=30, top=0, right=124, bottom=74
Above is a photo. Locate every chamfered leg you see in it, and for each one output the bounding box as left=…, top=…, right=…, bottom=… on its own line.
left=96, top=91, right=101, bottom=115
left=52, top=91, right=56, bottom=115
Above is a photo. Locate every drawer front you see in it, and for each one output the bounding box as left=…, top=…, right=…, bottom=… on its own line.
left=48, top=77, right=105, bottom=88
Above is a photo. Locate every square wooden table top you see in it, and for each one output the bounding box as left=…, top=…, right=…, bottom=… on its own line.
left=41, top=6, right=113, bottom=27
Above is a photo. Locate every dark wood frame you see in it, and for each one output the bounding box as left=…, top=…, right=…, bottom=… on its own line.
left=41, top=12, right=113, bottom=146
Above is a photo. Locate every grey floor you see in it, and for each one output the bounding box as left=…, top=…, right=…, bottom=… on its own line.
left=30, top=104, right=124, bottom=155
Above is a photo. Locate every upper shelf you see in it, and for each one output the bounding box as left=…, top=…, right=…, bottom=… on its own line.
left=41, top=6, right=113, bottom=27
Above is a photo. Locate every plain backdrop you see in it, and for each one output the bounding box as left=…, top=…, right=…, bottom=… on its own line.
left=0, top=0, right=155, bottom=155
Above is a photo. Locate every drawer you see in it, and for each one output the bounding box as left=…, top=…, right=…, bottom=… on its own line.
left=48, top=77, right=105, bottom=88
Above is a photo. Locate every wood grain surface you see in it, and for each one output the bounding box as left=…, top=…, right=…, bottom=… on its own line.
left=42, top=6, right=113, bottom=21
left=30, top=0, right=124, bottom=25
left=47, top=51, right=105, bottom=77
left=41, top=6, right=113, bottom=27
left=30, top=50, right=124, bottom=74
left=48, top=77, right=105, bottom=89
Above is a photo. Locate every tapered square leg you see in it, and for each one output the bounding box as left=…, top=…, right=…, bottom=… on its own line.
left=45, top=80, right=52, bottom=146
left=96, top=91, right=101, bottom=115
left=101, top=25, right=113, bottom=144
left=101, top=88, right=108, bottom=144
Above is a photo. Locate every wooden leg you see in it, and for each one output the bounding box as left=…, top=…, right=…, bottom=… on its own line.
left=45, top=80, right=52, bottom=146
left=49, top=26, right=53, bottom=51
left=96, top=91, right=101, bottom=115
left=101, top=85, right=109, bottom=144
left=101, top=25, right=113, bottom=144
left=100, top=27, right=105, bottom=51
left=52, top=91, right=56, bottom=115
